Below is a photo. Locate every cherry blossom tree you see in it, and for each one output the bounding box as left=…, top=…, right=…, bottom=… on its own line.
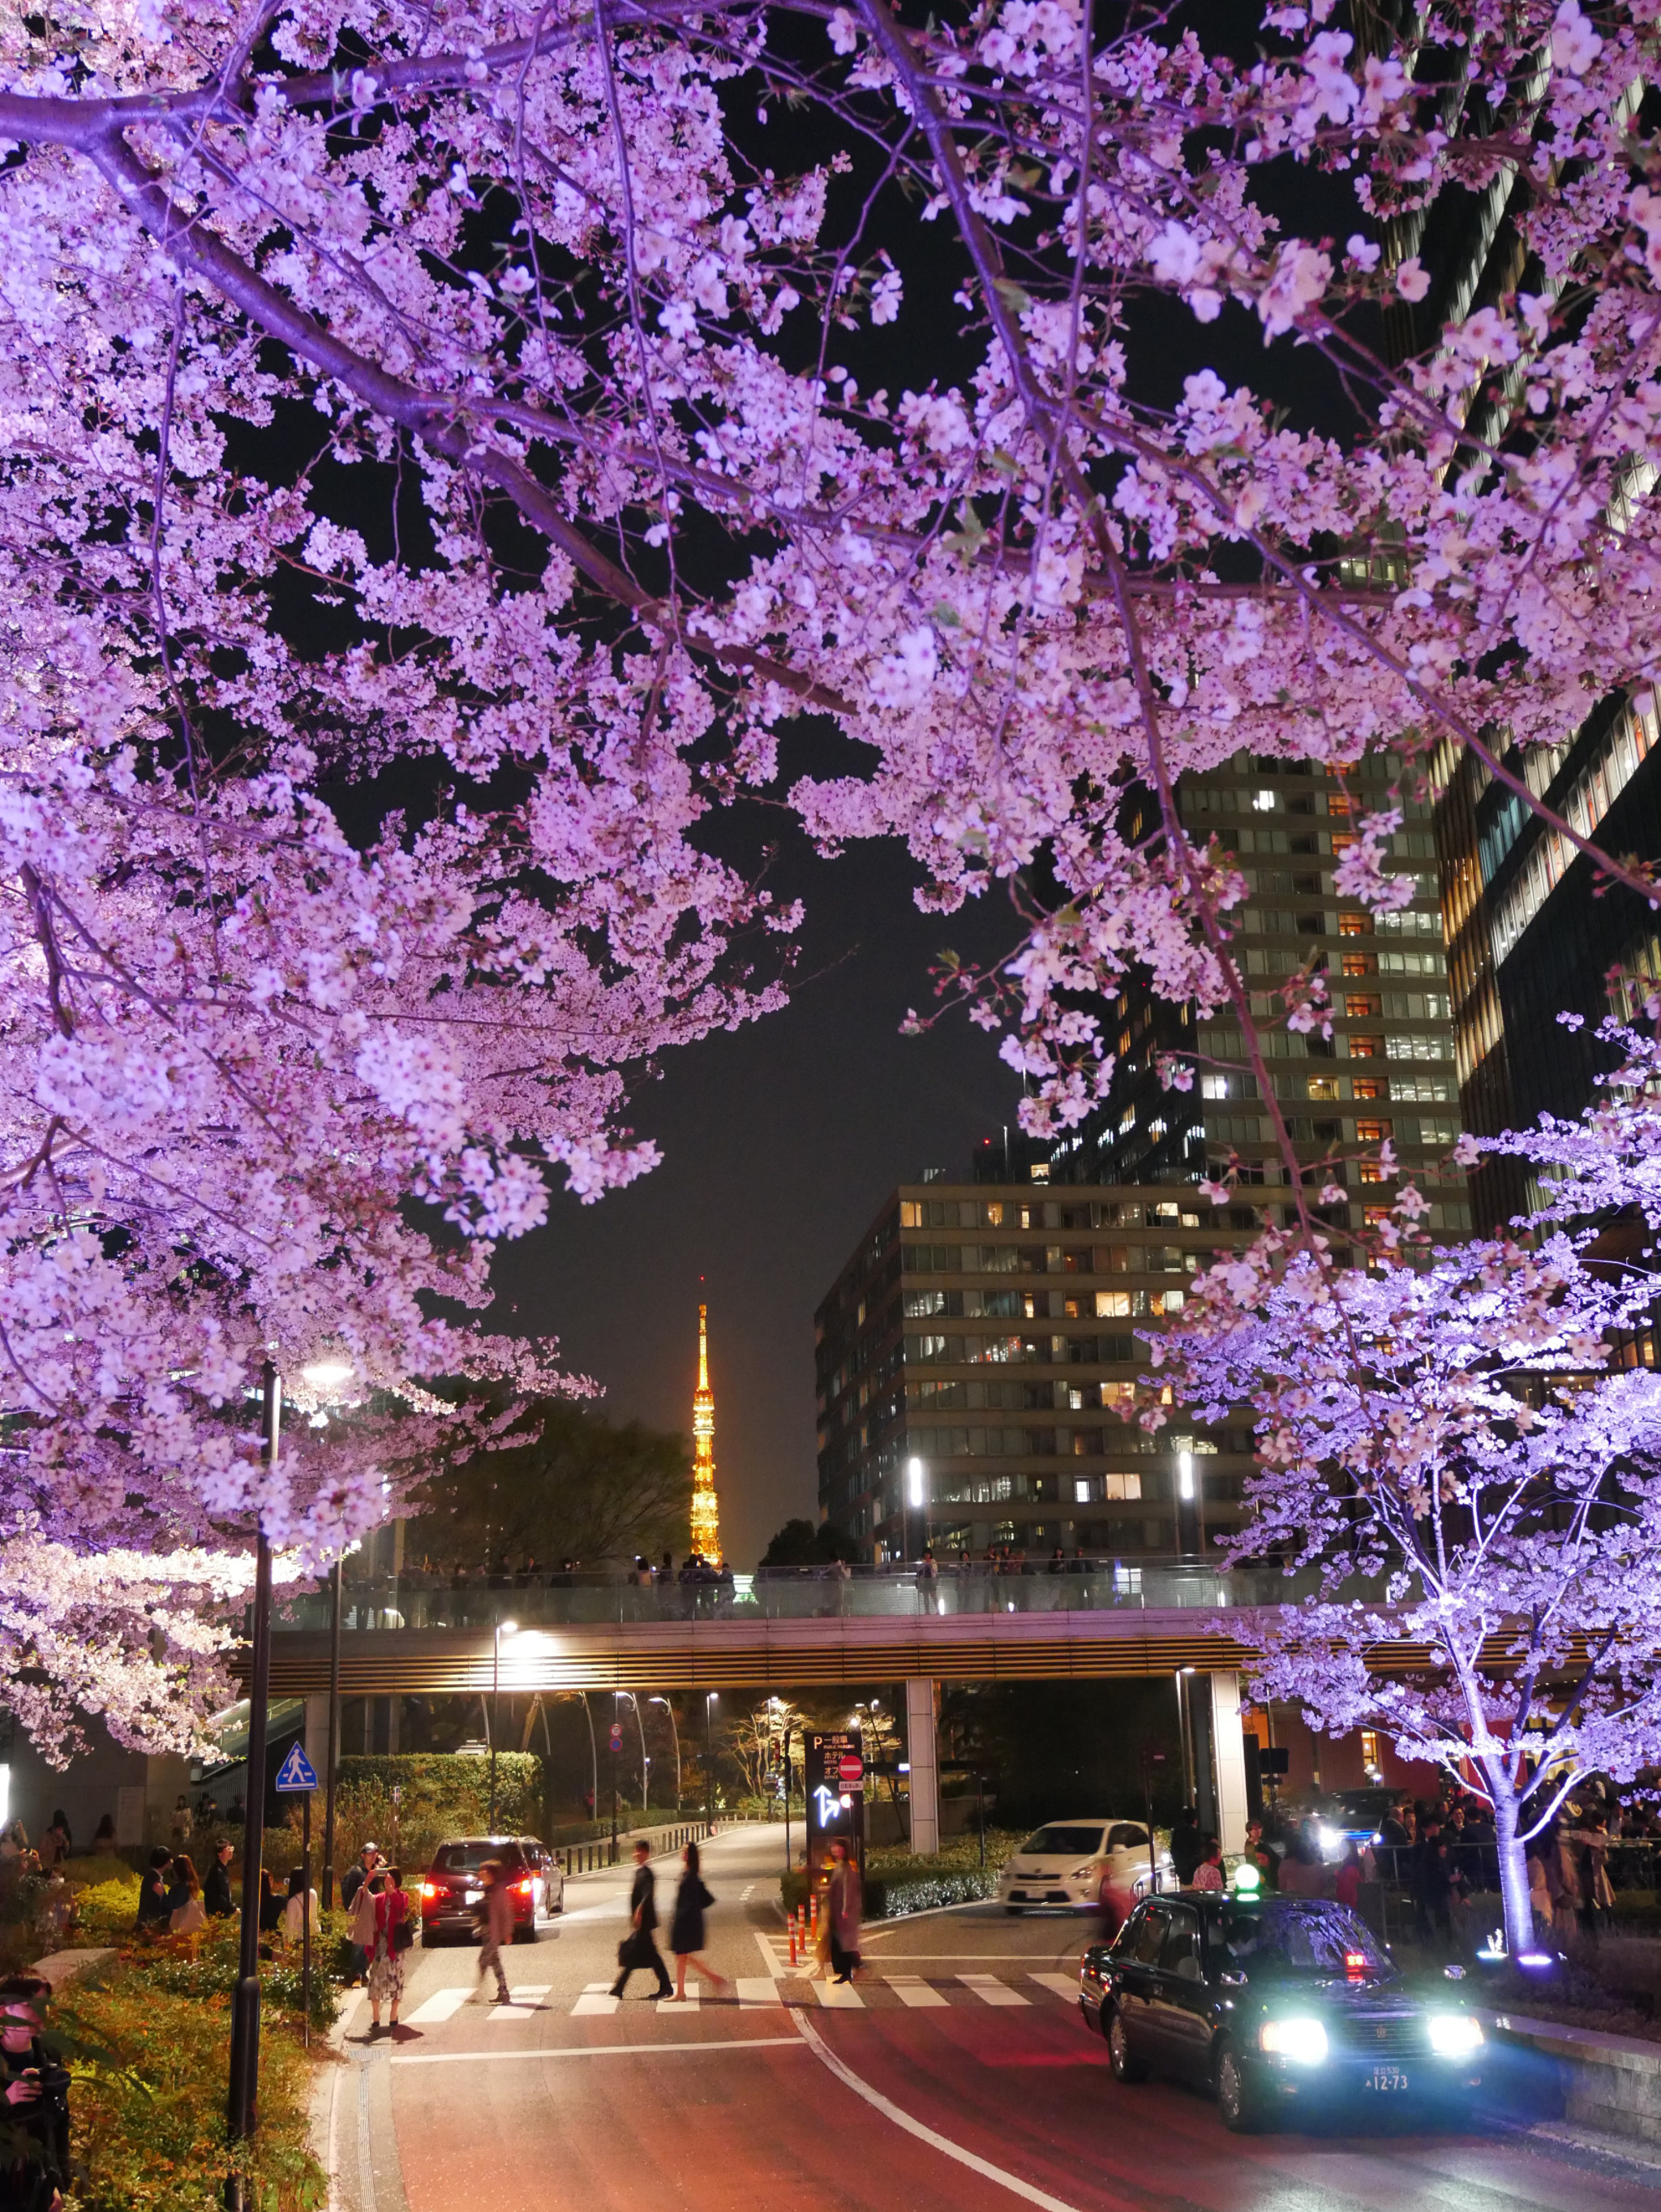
left=2, top=0, right=1661, bottom=1750
left=1157, top=1022, right=1661, bottom=1956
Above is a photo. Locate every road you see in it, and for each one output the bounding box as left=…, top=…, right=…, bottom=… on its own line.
left=324, top=1823, right=1661, bottom=2212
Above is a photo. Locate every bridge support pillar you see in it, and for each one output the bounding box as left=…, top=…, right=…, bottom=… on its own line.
left=1209, top=1672, right=1250, bottom=1858
left=303, top=1694, right=329, bottom=1776
left=904, top=1677, right=939, bottom=1857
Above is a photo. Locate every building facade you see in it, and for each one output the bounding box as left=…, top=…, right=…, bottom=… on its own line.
left=815, top=1181, right=1255, bottom=1561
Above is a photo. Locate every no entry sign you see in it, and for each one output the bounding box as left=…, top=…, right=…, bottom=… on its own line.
left=838, top=1752, right=864, bottom=1786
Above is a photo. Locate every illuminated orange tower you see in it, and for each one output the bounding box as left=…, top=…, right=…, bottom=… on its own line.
left=690, top=1302, right=721, bottom=1562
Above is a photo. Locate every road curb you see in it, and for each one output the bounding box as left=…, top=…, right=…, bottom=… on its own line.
left=1484, top=2007, right=1661, bottom=2151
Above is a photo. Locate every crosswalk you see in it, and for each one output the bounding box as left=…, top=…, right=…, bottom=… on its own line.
left=403, top=1969, right=1079, bottom=2025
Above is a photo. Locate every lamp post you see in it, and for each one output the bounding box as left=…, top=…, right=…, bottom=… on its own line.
left=227, top=1361, right=281, bottom=2196
left=704, top=1693, right=718, bottom=1823
left=618, top=1690, right=648, bottom=1811
left=648, top=1698, right=681, bottom=1812
left=489, top=1617, right=517, bottom=1832
left=321, top=1555, right=341, bottom=1910
left=907, top=1454, right=926, bottom=1565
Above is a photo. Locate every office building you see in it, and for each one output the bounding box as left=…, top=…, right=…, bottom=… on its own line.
left=815, top=1181, right=1255, bottom=1561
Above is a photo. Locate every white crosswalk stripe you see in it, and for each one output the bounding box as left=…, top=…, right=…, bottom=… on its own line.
left=959, top=1974, right=1029, bottom=2007
left=1028, top=1974, right=1080, bottom=2001
left=734, top=1978, right=783, bottom=2006
left=816, top=1977, right=865, bottom=2010
left=883, top=1975, right=948, bottom=2008
left=403, top=1987, right=472, bottom=2027
left=487, top=1987, right=550, bottom=2020
left=572, top=1982, right=619, bottom=2017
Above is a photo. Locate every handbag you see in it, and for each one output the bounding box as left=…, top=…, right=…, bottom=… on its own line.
left=393, top=1913, right=415, bottom=1952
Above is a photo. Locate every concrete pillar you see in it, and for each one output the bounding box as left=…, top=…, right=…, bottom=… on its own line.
left=303, top=1694, right=330, bottom=1776
left=1209, top=1671, right=1251, bottom=1857
left=904, top=1678, right=940, bottom=1857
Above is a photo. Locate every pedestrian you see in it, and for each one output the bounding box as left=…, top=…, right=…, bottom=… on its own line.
left=350, top=1869, right=382, bottom=1982
left=1527, top=1845, right=1555, bottom=1942
left=0, top=1978, right=69, bottom=2212
left=40, top=1813, right=71, bottom=1869
left=91, top=1815, right=116, bottom=1853
left=826, top=1838, right=862, bottom=1984
left=167, top=1855, right=207, bottom=1936
left=342, top=1842, right=381, bottom=1979
left=667, top=1841, right=727, bottom=2002
left=135, top=1848, right=174, bottom=1931
left=1169, top=1806, right=1203, bottom=1886
left=474, top=1860, right=515, bottom=2004
left=368, top=1867, right=409, bottom=2036
left=1334, top=1840, right=1363, bottom=1912
left=283, top=1865, right=320, bottom=1945
left=170, top=1794, right=193, bottom=1848
left=1192, top=1837, right=1225, bottom=1892
left=1242, top=1817, right=1277, bottom=1892
left=204, top=1839, right=237, bottom=1918
left=1412, top=1816, right=1453, bottom=1951
left=610, top=1840, right=673, bottom=2000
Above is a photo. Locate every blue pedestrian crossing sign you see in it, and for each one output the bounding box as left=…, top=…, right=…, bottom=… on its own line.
left=274, top=1743, right=319, bottom=1793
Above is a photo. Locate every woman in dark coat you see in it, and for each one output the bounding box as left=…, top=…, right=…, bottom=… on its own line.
left=667, top=1841, right=727, bottom=2003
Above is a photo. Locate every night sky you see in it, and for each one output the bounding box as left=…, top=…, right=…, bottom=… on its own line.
left=491, top=832, right=1024, bottom=1570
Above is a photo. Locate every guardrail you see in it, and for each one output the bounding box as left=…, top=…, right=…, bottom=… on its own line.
left=558, top=1819, right=715, bottom=1874
left=272, top=1559, right=1337, bottom=1634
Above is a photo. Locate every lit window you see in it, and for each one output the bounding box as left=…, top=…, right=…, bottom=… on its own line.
left=1074, top=1478, right=1092, bottom=1503
left=1355, top=1119, right=1392, bottom=1143
left=1341, top=952, right=1375, bottom=977
left=1253, top=789, right=1276, bottom=811
left=1104, top=1472, right=1143, bottom=1500
left=1338, top=912, right=1372, bottom=938
left=1307, top=1078, right=1337, bottom=1102
left=1201, top=1074, right=1230, bottom=1099
left=1361, top=1729, right=1382, bottom=1774
left=1351, top=1078, right=1384, bottom=1101
left=1346, top=994, right=1381, bottom=1019
left=1029, top=1162, right=1049, bottom=1183
left=1096, top=1291, right=1132, bottom=1317
left=1349, top=1034, right=1382, bottom=1058
left=1358, top=1165, right=1385, bottom=1184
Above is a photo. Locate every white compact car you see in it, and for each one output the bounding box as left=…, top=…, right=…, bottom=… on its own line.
left=998, top=1817, right=1174, bottom=1921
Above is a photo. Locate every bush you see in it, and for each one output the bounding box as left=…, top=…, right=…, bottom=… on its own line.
left=779, top=1858, right=1003, bottom=1920
left=298, top=1753, right=546, bottom=1874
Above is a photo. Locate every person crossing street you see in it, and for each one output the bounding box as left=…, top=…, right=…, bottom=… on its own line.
left=472, top=1861, right=513, bottom=2006
left=611, top=1840, right=674, bottom=2000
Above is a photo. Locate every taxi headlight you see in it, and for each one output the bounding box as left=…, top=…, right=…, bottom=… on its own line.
left=1259, top=2017, right=1328, bottom=2064
left=1427, top=2014, right=1484, bottom=2059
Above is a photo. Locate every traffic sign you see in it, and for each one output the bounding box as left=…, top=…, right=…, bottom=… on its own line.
left=274, top=1743, right=318, bottom=1793
left=608, top=1723, right=623, bottom=1751
left=838, top=1753, right=864, bottom=1786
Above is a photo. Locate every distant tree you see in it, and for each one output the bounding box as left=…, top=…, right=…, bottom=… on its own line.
left=410, top=1399, right=692, bottom=1570
left=761, top=1519, right=861, bottom=1568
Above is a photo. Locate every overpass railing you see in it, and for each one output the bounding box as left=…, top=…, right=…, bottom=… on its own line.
left=273, top=1558, right=1321, bottom=1633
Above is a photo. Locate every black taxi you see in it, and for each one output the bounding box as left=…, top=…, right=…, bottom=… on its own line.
left=1079, top=1892, right=1484, bottom=2132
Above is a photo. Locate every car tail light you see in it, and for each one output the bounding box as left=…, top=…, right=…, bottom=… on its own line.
left=420, top=1882, right=440, bottom=1900
left=514, top=1877, right=534, bottom=1896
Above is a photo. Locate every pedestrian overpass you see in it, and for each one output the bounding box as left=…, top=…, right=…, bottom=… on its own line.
left=264, top=1564, right=1408, bottom=1861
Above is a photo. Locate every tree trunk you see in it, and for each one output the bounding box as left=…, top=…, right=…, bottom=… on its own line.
left=1491, top=1788, right=1535, bottom=1959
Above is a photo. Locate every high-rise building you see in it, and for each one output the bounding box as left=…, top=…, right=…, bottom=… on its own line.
left=815, top=1181, right=1255, bottom=1561
left=1045, top=752, right=1470, bottom=1243
left=690, top=1302, right=721, bottom=1561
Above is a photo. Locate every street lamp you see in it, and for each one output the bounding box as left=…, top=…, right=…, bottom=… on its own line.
left=489, top=1618, right=518, bottom=1832
left=227, top=1361, right=281, bottom=2193
left=704, top=1692, right=718, bottom=1823
left=648, top=1698, right=681, bottom=1810
left=300, top=1359, right=357, bottom=1915
left=616, top=1690, right=648, bottom=1811
left=907, top=1454, right=926, bottom=1562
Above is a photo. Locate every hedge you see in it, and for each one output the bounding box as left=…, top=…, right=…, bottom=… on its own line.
left=779, top=1863, right=1001, bottom=1920
left=286, top=1752, right=546, bottom=1873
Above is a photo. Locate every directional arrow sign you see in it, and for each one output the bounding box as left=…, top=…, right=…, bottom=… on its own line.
left=274, top=1743, right=319, bottom=1793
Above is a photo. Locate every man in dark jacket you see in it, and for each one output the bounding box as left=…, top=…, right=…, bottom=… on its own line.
left=1170, top=1806, right=1203, bottom=1887
left=609, top=1842, right=672, bottom=1999
left=2, top=1977, right=68, bottom=2212
left=134, top=1849, right=173, bottom=1931
left=204, top=1840, right=236, bottom=1919
left=1412, top=1816, right=1454, bottom=1948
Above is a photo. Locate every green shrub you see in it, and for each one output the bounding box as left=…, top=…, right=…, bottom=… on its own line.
left=70, top=1879, right=140, bottom=1946
left=779, top=1858, right=1002, bottom=1919
left=294, top=1753, right=545, bottom=1874
left=116, top=1918, right=341, bottom=2035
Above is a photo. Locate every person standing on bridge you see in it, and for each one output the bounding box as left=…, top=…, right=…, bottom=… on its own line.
left=826, top=1837, right=862, bottom=1985
left=667, top=1840, right=727, bottom=2002
left=612, top=1840, right=674, bottom=1999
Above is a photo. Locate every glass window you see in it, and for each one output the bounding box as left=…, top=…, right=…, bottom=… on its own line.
left=1208, top=1900, right=1392, bottom=1980
left=431, top=1842, right=526, bottom=1873
left=1019, top=1824, right=1105, bottom=1858
left=1161, top=1910, right=1203, bottom=1980
left=1131, top=1905, right=1170, bottom=1965
left=1106, top=1825, right=1148, bottom=1851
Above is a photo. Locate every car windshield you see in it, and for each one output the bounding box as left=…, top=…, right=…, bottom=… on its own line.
left=1209, top=1899, right=1393, bottom=1980
left=431, top=1843, right=521, bottom=1873
left=1020, top=1825, right=1103, bottom=1858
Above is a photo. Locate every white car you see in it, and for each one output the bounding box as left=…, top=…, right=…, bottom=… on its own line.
left=998, top=1817, right=1174, bottom=1918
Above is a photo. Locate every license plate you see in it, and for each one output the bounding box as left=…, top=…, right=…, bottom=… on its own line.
left=1366, top=2066, right=1409, bottom=2092
left=465, top=1889, right=482, bottom=1905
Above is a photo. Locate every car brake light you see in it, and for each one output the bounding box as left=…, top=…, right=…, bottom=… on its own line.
left=514, top=1877, right=534, bottom=1896
left=420, top=1882, right=440, bottom=1900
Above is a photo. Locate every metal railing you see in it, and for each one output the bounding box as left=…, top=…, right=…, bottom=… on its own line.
left=557, top=1819, right=713, bottom=1873
left=272, top=1559, right=1328, bottom=1633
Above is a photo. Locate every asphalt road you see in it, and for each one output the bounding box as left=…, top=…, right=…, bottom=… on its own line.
left=325, top=1824, right=1661, bottom=2212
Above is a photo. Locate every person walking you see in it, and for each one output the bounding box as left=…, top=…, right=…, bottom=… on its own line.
left=473, top=1861, right=514, bottom=2005
left=367, top=1867, right=409, bottom=2036
left=204, top=1839, right=236, bottom=1919
left=349, top=1868, right=382, bottom=1985
left=135, top=1849, right=173, bottom=1932
left=667, top=1841, right=727, bottom=2002
left=826, top=1838, right=862, bottom=1984
left=610, top=1840, right=673, bottom=1999
left=283, top=1865, right=321, bottom=1945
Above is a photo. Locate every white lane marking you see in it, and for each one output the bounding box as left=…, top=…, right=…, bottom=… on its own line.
left=792, top=2011, right=1088, bottom=2212
left=488, top=1987, right=550, bottom=2019
left=734, top=1978, right=783, bottom=2007
left=1028, top=1975, right=1079, bottom=2001
left=391, top=2035, right=808, bottom=2068
left=960, top=1975, right=1029, bottom=2008
left=572, top=1982, right=619, bottom=2016
left=884, top=1976, right=948, bottom=2009
left=816, top=1977, right=865, bottom=2010
left=403, top=1987, right=472, bottom=2027
left=740, top=1884, right=756, bottom=1901
left=753, top=1931, right=785, bottom=1980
